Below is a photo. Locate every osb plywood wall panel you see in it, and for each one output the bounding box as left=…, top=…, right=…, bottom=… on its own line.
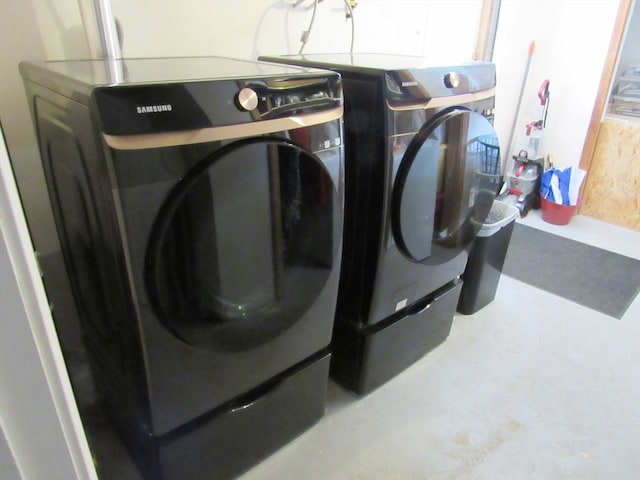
left=580, top=118, right=640, bottom=231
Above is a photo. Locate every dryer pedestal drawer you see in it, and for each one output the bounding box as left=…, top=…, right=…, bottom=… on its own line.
left=331, top=279, right=462, bottom=395
left=128, top=352, right=330, bottom=480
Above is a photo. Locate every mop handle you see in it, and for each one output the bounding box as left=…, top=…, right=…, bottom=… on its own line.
left=506, top=41, right=536, bottom=161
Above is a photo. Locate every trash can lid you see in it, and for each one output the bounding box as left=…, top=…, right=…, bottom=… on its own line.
left=477, top=200, right=519, bottom=237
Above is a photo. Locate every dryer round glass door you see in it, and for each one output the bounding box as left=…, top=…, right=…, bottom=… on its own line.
left=391, top=108, right=500, bottom=264
left=145, top=136, right=341, bottom=351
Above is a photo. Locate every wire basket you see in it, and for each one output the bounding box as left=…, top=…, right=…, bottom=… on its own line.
left=471, top=135, right=502, bottom=191
left=476, top=135, right=501, bottom=176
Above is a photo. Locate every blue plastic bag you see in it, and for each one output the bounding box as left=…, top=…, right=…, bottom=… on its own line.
left=556, top=167, right=572, bottom=205
left=540, top=169, right=555, bottom=202
left=541, top=167, right=573, bottom=205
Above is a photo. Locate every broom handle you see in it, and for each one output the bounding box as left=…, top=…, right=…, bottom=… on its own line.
left=506, top=40, right=535, bottom=162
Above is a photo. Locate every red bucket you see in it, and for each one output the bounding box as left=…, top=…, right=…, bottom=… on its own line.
left=540, top=196, right=578, bottom=225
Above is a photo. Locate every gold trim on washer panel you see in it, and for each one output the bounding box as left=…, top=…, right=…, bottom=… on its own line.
left=387, top=87, right=496, bottom=111
left=102, top=106, right=344, bottom=150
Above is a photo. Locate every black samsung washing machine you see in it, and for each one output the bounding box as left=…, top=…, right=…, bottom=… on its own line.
left=260, top=53, right=500, bottom=394
left=20, top=56, right=344, bottom=479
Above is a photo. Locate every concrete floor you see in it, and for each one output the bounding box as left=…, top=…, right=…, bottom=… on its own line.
left=239, top=211, right=640, bottom=480
left=81, top=210, right=640, bottom=480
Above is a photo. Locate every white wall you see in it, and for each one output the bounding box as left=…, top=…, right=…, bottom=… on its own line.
left=0, top=127, right=97, bottom=479
left=0, top=424, right=20, bottom=480
left=0, top=0, right=91, bottom=256
left=492, top=0, right=619, bottom=170
left=109, top=0, right=481, bottom=61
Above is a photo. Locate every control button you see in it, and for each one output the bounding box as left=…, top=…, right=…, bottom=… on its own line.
left=237, top=88, right=259, bottom=111
left=444, top=72, right=460, bottom=89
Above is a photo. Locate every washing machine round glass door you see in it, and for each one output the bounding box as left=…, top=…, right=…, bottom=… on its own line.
left=391, top=107, right=500, bottom=264
left=145, top=136, right=341, bottom=351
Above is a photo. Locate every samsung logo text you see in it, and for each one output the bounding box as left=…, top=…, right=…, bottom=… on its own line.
left=136, top=104, right=173, bottom=114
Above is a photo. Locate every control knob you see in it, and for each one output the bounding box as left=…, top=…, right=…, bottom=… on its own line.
left=444, top=72, right=461, bottom=89
left=236, top=88, right=259, bottom=111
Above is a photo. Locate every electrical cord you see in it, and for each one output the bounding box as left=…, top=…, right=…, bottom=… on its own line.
left=298, top=0, right=319, bottom=54
left=343, top=0, right=354, bottom=53
left=296, top=0, right=355, bottom=54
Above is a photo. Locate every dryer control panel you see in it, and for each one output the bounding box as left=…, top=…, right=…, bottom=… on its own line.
left=93, top=74, right=342, bottom=136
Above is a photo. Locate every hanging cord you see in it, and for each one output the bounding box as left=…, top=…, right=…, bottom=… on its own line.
left=296, top=0, right=355, bottom=54
left=343, top=0, right=355, bottom=53
left=298, top=0, right=319, bottom=54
